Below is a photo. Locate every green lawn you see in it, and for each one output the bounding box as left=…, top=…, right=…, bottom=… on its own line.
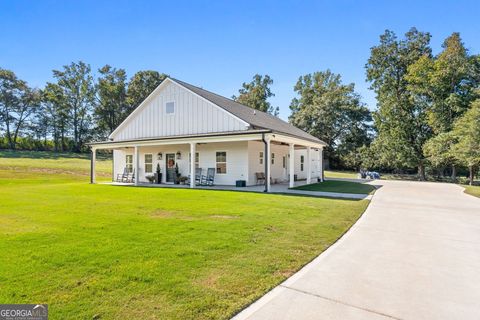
left=293, top=180, right=376, bottom=195
left=0, top=151, right=368, bottom=319
left=324, top=170, right=358, bottom=179
left=464, top=185, right=480, bottom=198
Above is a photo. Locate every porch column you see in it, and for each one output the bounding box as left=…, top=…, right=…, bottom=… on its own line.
left=319, top=147, right=324, bottom=182
left=266, top=138, right=271, bottom=192
left=90, top=147, right=96, bottom=184
left=306, top=146, right=311, bottom=184
left=289, top=143, right=295, bottom=188
left=190, top=142, right=196, bottom=188
left=134, top=146, right=139, bottom=186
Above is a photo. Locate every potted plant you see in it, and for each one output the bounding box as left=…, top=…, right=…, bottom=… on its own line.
left=154, top=163, right=162, bottom=184
left=179, top=176, right=188, bottom=184
left=174, top=163, right=181, bottom=184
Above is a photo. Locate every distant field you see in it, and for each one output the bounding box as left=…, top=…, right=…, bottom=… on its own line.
left=0, top=150, right=368, bottom=319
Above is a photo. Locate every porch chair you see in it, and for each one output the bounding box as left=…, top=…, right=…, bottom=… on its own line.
left=255, top=172, right=266, bottom=185
left=126, top=169, right=135, bottom=183
left=116, top=167, right=128, bottom=182
left=201, top=168, right=215, bottom=186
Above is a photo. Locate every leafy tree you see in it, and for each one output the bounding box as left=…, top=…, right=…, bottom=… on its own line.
left=233, top=74, right=279, bottom=116
left=366, top=28, right=432, bottom=179
left=95, top=65, right=128, bottom=138
left=423, top=132, right=458, bottom=180
left=41, top=83, right=69, bottom=151
left=451, top=100, right=480, bottom=185
left=0, top=68, right=40, bottom=149
left=126, top=71, right=167, bottom=114
left=289, top=70, right=371, bottom=168
left=407, top=33, right=480, bottom=133
left=52, top=61, right=96, bottom=152
left=406, top=33, right=480, bottom=178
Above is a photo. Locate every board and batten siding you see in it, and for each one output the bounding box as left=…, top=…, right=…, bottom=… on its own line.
left=112, top=81, right=248, bottom=141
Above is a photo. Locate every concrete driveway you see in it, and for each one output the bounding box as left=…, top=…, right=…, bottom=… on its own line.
left=232, top=180, right=480, bottom=320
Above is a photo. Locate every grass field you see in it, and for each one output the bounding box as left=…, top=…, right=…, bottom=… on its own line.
left=324, top=170, right=358, bottom=179
left=0, top=151, right=368, bottom=319
left=293, top=180, right=376, bottom=195
left=464, top=185, right=480, bottom=198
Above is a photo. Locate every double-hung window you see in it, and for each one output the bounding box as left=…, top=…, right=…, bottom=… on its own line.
left=126, top=155, right=133, bottom=173
left=271, top=153, right=275, bottom=165
left=216, top=152, right=227, bottom=174
left=259, top=152, right=263, bottom=165
left=144, top=154, right=153, bottom=173
left=300, top=155, right=305, bottom=171
left=189, top=152, right=200, bottom=168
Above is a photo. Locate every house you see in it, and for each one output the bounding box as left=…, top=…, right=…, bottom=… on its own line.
left=89, top=77, right=326, bottom=191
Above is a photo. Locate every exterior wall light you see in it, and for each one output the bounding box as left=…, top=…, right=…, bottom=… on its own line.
left=176, top=151, right=181, bottom=160
left=157, top=152, right=163, bottom=160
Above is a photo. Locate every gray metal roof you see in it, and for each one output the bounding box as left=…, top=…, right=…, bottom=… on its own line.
left=171, top=78, right=326, bottom=145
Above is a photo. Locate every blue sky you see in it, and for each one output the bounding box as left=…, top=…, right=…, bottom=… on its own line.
left=1, top=0, right=479, bottom=120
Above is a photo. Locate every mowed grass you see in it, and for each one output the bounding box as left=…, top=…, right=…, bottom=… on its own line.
left=324, top=170, right=358, bottom=179
left=464, top=185, right=480, bottom=198
left=294, top=180, right=376, bottom=195
left=0, top=151, right=368, bottom=319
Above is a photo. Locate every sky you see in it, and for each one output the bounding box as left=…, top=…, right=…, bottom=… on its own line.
left=1, top=0, right=479, bottom=120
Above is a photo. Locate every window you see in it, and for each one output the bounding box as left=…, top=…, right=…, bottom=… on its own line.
left=126, top=155, right=133, bottom=173
left=300, top=155, right=304, bottom=171
left=259, top=152, right=263, bottom=165
left=216, top=151, right=227, bottom=174
left=189, top=152, right=200, bottom=169
left=283, top=156, right=286, bottom=169
left=144, top=154, right=153, bottom=173
left=271, top=153, right=275, bottom=165
left=166, top=101, right=175, bottom=114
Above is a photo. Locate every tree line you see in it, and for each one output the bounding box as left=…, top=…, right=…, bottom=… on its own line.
left=0, top=63, right=167, bottom=152
left=1, top=28, right=479, bottom=184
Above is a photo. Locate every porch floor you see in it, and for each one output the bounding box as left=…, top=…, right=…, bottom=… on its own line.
left=104, top=180, right=371, bottom=200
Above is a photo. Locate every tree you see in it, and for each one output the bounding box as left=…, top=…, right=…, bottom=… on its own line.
left=366, top=28, right=432, bottom=179
left=52, top=61, right=96, bottom=152
left=406, top=33, right=480, bottom=178
left=451, top=100, right=480, bottom=185
left=41, top=83, right=69, bottom=151
left=126, top=71, right=167, bottom=114
left=423, top=132, right=458, bottom=180
left=95, top=65, right=128, bottom=138
left=289, top=70, right=371, bottom=168
left=0, top=68, right=40, bottom=149
left=233, top=74, right=279, bottom=116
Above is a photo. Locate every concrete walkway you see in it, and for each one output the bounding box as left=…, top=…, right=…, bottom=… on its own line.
left=232, top=180, right=480, bottom=320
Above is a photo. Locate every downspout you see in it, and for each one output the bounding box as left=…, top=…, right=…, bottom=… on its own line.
left=262, top=133, right=268, bottom=192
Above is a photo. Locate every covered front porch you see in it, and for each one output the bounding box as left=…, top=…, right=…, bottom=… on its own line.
left=89, top=131, right=325, bottom=192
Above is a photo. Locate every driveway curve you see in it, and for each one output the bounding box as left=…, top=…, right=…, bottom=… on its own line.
left=232, top=180, right=480, bottom=320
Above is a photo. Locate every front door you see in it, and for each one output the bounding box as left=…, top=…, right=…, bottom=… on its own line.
left=165, top=153, right=176, bottom=183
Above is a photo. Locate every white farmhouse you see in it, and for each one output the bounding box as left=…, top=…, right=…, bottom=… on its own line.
left=89, top=78, right=326, bottom=191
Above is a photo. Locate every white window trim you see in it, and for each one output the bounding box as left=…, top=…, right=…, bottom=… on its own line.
left=144, top=153, right=153, bottom=173
left=215, top=151, right=227, bottom=175
left=189, top=152, right=200, bottom=169
left=165, top=101, right=175, bottom=115
left=126, top=154, right=133, bottom=173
